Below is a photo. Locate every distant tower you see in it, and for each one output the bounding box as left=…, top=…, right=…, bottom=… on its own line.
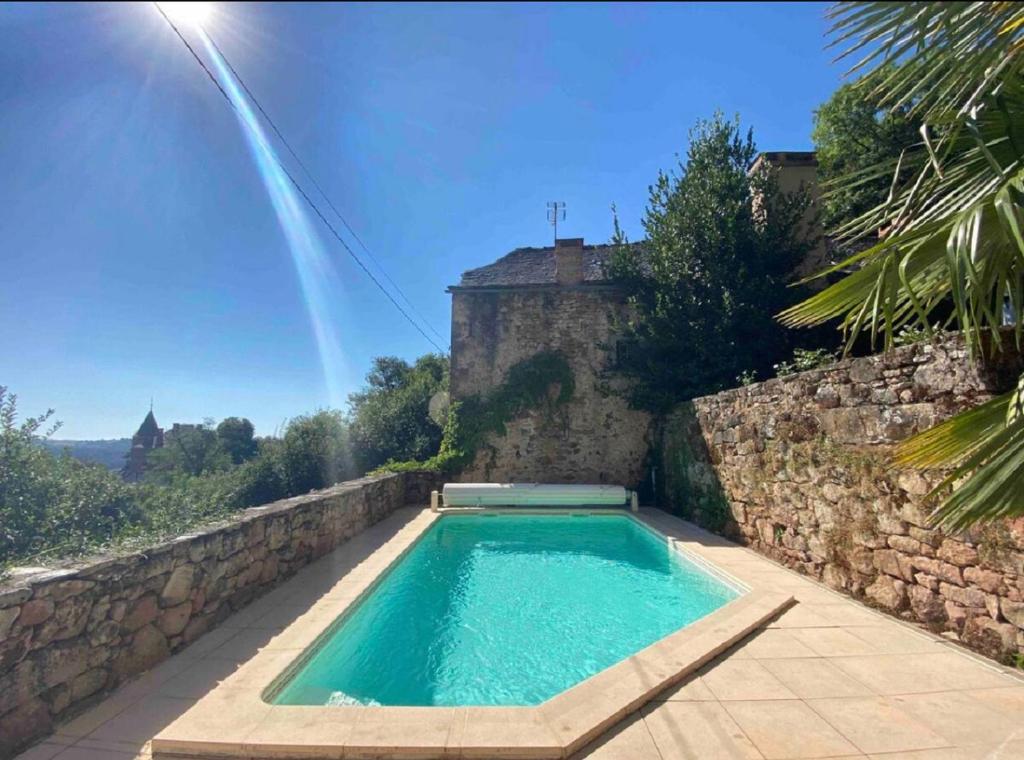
left=121, top=409, right=165, bottom=482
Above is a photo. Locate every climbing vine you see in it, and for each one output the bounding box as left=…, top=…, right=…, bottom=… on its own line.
left=374, top=351, right=575, bottom=476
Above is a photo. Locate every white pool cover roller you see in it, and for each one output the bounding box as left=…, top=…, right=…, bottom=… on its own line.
left=442, top=482, right=628, bottom=508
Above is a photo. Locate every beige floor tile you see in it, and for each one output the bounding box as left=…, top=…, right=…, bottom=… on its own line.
left=765, top=604, right=834, bottom=629
left=736, top=629, right=820, bottom=659
left=175, top=623, right=241, bottom=659
left=843, top=625, right=945, bottom=655
left=87, top=695, right=195, bottom=745
left=809, top=696, right=950, bottom=754
left=788, top=627, right=884, bottom=657
left=49, top=747, right=139, bottom=760
left=217, top=602, right=273, bottom=630
left=724, top=700, right=860, bottom=759
left=810, top=603, right=888, bottom=627
left=889, top=691, right=1024, bottom=747
left=155, top=657, right=244, bottom=700
left=54, top=693, right=136, bottom=739
left=455, top=707, right=562, bottom=757
left=787, top=586, right=852, bottom=605
left=202, top=626, right=280, bottom=663
left=701, top=659, right=798, bottom=701
left=656, top=674, right=717, bottom=702
left=571, top=714, right=662, bottom=759
left=865, top=745, right=1024, bottom=759
left=250, top=601, right=321, bottom=630
left=964, top=686, right=1024, bottom=716
left=347, top=706, right=457, bottom=756
left=759, top=658, right=873, bottom=699
left=831, top=654, right=1015, bottom=696
left=641, top=701, right=762, bottom=759
left=11, top=743, right=66, bottom=760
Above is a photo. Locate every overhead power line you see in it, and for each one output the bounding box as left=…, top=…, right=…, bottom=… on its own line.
left=153, top=3, right=447, bottom=354
left=203, top=31, right=449, bottom=347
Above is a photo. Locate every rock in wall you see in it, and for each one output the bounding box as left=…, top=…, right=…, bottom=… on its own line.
left=661, top=333, right=1024, bottom=659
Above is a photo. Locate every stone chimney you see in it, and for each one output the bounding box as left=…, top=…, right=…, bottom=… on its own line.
left=554, top=238, right=584, bottom=285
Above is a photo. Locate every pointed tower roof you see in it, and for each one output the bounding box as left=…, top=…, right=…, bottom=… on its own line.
left=136, top=410, right=160, bottom=438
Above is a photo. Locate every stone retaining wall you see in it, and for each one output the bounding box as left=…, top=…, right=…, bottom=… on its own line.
left=661, top=334, right=1024, bottom=660
left=0, top=470, right=439, bottom=758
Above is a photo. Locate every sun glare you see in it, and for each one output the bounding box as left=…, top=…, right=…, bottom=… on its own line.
left=157, top=2, right=213, bottom=28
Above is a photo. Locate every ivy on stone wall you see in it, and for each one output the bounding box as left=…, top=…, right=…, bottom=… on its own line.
left=375, top=351, right=575, bottom=476
left=658, top=403, right=731, bottom=533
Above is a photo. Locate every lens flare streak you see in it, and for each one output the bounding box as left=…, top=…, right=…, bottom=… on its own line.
left=200, top=31, right=348, bottom=407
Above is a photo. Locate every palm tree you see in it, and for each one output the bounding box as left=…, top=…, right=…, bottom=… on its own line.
left=779, top=2, right=1024, bottom=531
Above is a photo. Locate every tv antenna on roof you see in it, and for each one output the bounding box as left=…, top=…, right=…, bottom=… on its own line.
left=546, top=201, right=565, bottom=245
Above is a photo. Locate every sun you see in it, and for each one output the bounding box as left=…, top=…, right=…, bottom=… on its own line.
left=156, top=2, right=213, bottom=28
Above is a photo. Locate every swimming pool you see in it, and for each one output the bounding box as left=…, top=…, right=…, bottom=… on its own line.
left=271, top=513, right=742, bottom=707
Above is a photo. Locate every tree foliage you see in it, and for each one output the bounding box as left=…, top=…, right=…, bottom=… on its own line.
left=0, top=349, right=449, bottom=566
left=216, top=417, right=257, bottom=464
left=146, top=421, right=229, bottom=480
left=812, top=66, right=922, bottom=233
left=375, top=351, right=574, bottom=476
left=609, top=112, right=820, bottom=411
left=347, top=354, right=448, bottom=473
left=1, top=387, right=139, bottom=562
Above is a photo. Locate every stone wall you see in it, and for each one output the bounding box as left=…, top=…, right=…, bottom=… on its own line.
left=0, top=471, right=439, bottom=758
left=661, top=334, right=1024, bottom=659
left=450, top=287, right=653, bottom=487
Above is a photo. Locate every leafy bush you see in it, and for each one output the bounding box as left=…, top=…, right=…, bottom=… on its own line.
left=773, top=347, right=838, bottom=377
left=217, top=417, right=258, bottom=464
left=146, top=422, right=230, bottom=481
left=736, top=369, right=759, bottom=387
left=279, top=410, right=355, bottom=494
left=1, top=387, right=140, bottom=563
left=1, top=351, right=454, bottom=567
left=348, top=354, right=448, bottom=473
left=375, top=351, right=574, bottom=475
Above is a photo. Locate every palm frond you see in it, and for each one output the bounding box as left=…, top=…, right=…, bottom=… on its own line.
left=783, top=2, right=1024, bottom=528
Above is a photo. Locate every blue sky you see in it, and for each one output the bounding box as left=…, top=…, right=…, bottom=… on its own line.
left=1, top=1, right=842, bottom=439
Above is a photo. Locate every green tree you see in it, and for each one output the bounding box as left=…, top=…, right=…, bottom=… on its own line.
left=347, top=354, right=449, bottom=472
left=216, top=417, right=257, bottom=464
left=609, top=112, right=818, bottom=411
left=280, top=410, right=354, bottom=494
left=812, top=68, right=922, bottom=234
left=781, top=3, right=1024, bottom=529
left=1, top=387, right=139, bottom=563
left=147, top=421, right=229, bottom=480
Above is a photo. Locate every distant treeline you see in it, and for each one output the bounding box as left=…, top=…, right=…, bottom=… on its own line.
left=40, top=438, right=130, bottom=471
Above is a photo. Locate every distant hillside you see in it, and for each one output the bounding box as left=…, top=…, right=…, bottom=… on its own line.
left=41, top=438, right=131, bottom=471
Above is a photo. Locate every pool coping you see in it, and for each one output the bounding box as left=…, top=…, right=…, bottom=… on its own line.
left=152, top=509, right=793, bottom=759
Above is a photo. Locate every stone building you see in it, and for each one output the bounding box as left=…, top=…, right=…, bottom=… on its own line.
left=750, top=150, right=829, bottom=279
left=121, top=410, right=164, bottom=482
left=448, top=237, right=654, bottom=488
left=447, top=152, right=826, bottom=488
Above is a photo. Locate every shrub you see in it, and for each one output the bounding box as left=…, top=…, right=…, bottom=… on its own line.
left=774, top=347, right=838, bottom=377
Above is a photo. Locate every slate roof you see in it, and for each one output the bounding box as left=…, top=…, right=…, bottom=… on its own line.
left=454, top=244, right=630, bottom=289
left=136, top=411, right=160, bottom=438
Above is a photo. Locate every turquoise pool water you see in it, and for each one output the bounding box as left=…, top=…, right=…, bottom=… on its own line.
left=272, top=514, right=740, bottom=706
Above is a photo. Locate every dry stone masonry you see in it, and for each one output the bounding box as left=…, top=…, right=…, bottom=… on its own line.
left=0, top=471, right=438, bottom=758
left=662, top=333, right=1024, bottom=660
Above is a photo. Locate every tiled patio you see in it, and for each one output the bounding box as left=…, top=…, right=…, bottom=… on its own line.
left=14, top=507, right=1024, bottom=760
